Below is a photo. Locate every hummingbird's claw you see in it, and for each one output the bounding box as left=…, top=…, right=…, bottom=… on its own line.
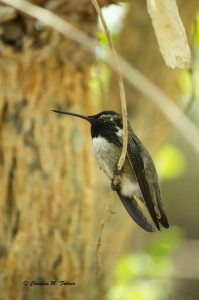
left=111, top=176, right=121, bottom=191
left=111, top=165, right=123, bottom=191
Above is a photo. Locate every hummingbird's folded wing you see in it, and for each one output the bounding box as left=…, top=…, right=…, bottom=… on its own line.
left=117, top=191, right=155, bottom=232
left=127, top=133, right=161, bottom=230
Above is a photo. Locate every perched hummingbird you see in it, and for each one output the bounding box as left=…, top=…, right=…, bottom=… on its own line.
left=52, top=110, right=169, bottom=232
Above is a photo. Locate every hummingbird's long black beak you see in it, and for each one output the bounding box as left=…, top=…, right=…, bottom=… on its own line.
left=52, top=110, right=93, bottom=123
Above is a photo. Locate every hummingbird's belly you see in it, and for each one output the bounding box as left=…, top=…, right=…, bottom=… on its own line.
left=120, top=175, right=139, bottom=197
left=93, top=136, right=119, bottom=179
left=93, top=136, right=140, bottom=198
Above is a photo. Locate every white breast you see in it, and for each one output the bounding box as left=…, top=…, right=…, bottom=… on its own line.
left=93, top=136, right=140, bottom=199
left=93, top=136, right=114, bottom=179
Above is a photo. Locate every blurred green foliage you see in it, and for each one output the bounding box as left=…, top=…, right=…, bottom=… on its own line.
left=178, top=11, right=199, bottom=108
left=156, top=144, right=187, bottom=181
left=89, top=64, right=110, bottom=103
left=192, top=12, right=199, bottom=48
left=89, top=4, right=127, bottom=104
left=107, top=228, right=184, bottom=300
left=178, top=71, right=192, bottom=96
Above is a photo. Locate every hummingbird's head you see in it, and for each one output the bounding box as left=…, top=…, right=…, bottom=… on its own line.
left=89, top=111, right=123, bottom=138
left=52, top=109, right=123, bottom=140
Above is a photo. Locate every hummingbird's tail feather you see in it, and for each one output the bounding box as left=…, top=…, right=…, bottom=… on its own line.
left=117, top=192, right=155, bottom=232
left=157, top=204, right=169, bottom=228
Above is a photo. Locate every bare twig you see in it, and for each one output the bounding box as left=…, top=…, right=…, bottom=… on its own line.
left=1, top=0, right=199, bottom=155
left=96, top=192, right=114, bottom=279
left=90, top=0, right=128, bottom=176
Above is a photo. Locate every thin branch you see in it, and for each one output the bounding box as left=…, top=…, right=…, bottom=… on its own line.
left=1, top=0, right=199, bottom=155
left=96, top=192, right=114, bottom=279
left=90, top=0, right=128, bottom=175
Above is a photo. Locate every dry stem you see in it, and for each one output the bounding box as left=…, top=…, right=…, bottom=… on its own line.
left=96, top=192, right=114, bottom=279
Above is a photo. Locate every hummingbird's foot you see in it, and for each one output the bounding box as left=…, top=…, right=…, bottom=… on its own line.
left=111, top=165, right=123, bottom=191
left=111, top=177, right=121, bottom=191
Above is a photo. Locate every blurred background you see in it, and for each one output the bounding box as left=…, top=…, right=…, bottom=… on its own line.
left=0, top=0, right=199, bottom=299
left=101, top=2, right=199, bottom=300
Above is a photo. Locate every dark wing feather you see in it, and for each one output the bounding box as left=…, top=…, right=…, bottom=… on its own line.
left=155, top=186, right=169, bottom=228
left=117, top=191, right=155, bottom=232
left=127, top=130, right=161, bottom=230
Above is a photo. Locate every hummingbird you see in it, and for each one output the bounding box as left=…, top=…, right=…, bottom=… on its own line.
left=52, top=110, right=169, bottom=232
